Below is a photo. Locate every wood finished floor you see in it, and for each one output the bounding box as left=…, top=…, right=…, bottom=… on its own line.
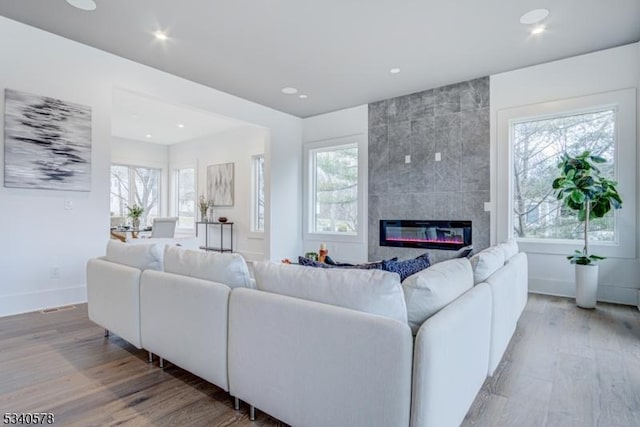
left=0, top=294, right=638, bottom=426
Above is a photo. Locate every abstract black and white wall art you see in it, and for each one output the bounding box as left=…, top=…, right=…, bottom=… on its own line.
left=207, top=162, right=234, bottom=206
left=4, top=89, right=92, bottom=191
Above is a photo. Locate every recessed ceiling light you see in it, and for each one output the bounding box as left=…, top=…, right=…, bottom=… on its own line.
left=177, top=123, right=185, bottom=128
left=531, top=25, right=546, bottom=35
left=390, top=68, right=401, bottom=74
left=520, top=9, right=549, bottom=25
left=154, top=31, right=169, bottom=41
left=66, top=0, right=96, bottom=11
left=299, top=94, right=308, bottom=99
left=145, top=134, right=152, bottom=139
left=281, top=87, right=298, bottom=95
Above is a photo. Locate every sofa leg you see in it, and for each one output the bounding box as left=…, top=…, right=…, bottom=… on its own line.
left=159, top=357, right=164, bottom=368
left=148, top=351, right=153, bottom=363
left=249, top=405, right=256, bottom=421
left=104, top=329, right=109, bottom=338
left=234, top=397, right=240, bottom=411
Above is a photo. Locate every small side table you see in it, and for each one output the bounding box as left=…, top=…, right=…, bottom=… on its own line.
left=196, top=222, right=234, bottom=252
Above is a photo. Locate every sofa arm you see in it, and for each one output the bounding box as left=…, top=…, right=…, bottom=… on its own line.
left=229, top=288, right=413, bottom=427
left=86, top=258, right=142, bottom=348
left=411, top=283, right=491, bottom=427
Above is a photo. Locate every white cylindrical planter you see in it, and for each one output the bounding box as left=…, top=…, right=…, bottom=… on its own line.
left=575, top=264, right=598, bottom=309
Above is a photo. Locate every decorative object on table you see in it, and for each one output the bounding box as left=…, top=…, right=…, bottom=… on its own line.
left=318, top=243, right=328, bottom=263
left=552, top=151, right=622, bottom=309
left=198, top=195, right=210, bottom=222
left=4, top=88, right=92, bottom=191
left=218, top=216, right=228, bottom=223
left=207, top=162, right=234, bottom=206
left=304, top=252, right=318, bottom=261
left=126, top=204, right=144, bottom=229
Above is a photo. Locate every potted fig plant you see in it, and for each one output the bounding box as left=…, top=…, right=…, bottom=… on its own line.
left=552, top=151, right=622, bottom=308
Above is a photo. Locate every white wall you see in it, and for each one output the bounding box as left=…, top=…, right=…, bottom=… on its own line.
left=301, top=105, right=368, bottom=263
left=111, top=136, right=170, bottom=216
left=0, top=17, right=302, bottom=317
left=490, top=43, right=640, bottom=305
left=170, top=126, right=267, bottom=261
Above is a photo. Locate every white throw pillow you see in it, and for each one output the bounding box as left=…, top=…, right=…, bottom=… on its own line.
left=498, top=239, right=519, bottom=262
left=105, top=240, right=163, bottom=271
left=254, top=262, right=408, bottom=324
left=164, top=246, right=252, bottom=289
left=469, top=245, right=506, bottom=284
left=402, top=258, right=473, bottom=334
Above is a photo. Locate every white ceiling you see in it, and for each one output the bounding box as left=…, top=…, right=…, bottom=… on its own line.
left=111, top=89, right=246, bottom=145
left=1, top=0, right=639, bottom=118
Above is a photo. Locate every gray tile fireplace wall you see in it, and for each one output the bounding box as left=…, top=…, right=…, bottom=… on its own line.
left=368, top=77, right=490, bottom=263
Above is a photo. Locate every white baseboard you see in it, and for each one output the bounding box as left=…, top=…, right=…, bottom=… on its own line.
left=0, top=285, right=87, bottom=318
left=529, top=277, right=639, bottom=306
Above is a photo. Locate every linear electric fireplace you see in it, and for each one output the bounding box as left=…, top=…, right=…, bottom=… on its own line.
left=380, top=220, right=472, bottom=251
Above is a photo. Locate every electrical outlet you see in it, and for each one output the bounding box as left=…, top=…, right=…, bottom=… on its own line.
left=404, top=155, right=411, bottom=164
left=435, top=152, right=441, bottom=161
left=50, top=266, right=60, bottom=279
left=64, top=199, right=73, bottom=210
left=484, top=202, right=492, bottom=212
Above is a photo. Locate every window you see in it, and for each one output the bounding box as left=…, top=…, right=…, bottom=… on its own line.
left=496, top=88, right=636, bottom=259
left=175, top=167, right=196, bottom=229
left=512, top=109, right=615, bottom=241
left=110, top=165, right=161, bottom=228
left=252, top=155, right=265, bottom=232
left=309, top=143, right=358, bottom=235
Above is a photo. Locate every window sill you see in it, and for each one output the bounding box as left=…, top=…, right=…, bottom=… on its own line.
left=304, top=232, right=363, bottom=244
left=516, top=238, right=633, bottom=259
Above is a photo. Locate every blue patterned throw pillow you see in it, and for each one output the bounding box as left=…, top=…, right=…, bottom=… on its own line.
left=382, top=252, right=432, bottom=282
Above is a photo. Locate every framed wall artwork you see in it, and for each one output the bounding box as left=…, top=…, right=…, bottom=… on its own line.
left=207, top=162, right=234, bottom=206
left=4, top=88, right=92, bottom=191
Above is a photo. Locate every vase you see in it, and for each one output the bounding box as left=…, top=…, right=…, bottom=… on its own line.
left=575, top=264, right=598, bottom=309
left=132, top=218, right=140, bottom=229
left=200, top=209, right=208, bottom=222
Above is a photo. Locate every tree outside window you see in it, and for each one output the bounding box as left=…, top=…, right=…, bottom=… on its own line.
left=176, top=167, right=195, bottom=229
left=311, top=144, right=358, bottom=234
left=110, top=165, right=160, bottom=228
left=512, top=109, right=615, bottom=241
left=252, top=155, right=265, bottom=232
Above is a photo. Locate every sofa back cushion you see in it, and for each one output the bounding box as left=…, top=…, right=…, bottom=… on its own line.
left=164, top=246, right=253, bottom=289
left=498, top=239, right=519, bottom=262
left=254, top=262, right=408, bottom=323
left=402, top=258, right=473, bottom=334
left=105, top=240, right=163, bottom=271
left=469, top=245, right=506, bottom=284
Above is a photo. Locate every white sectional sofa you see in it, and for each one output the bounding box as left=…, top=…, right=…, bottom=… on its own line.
left=86, top=240, right=528, bottom=427
left=87, top=241, right=253, bottom=393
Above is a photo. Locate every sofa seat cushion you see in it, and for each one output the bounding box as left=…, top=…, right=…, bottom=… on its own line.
left=105, top=240, right=163, bottom=271
left=164, top=246, right=253, bottom=289
left=469, top=245, right=506, bottom=284
left=382, top=252, right=432, bottom=282
left=254, top=262, right=408, bottom=323
left=402, top=258, right=473, bottom=334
